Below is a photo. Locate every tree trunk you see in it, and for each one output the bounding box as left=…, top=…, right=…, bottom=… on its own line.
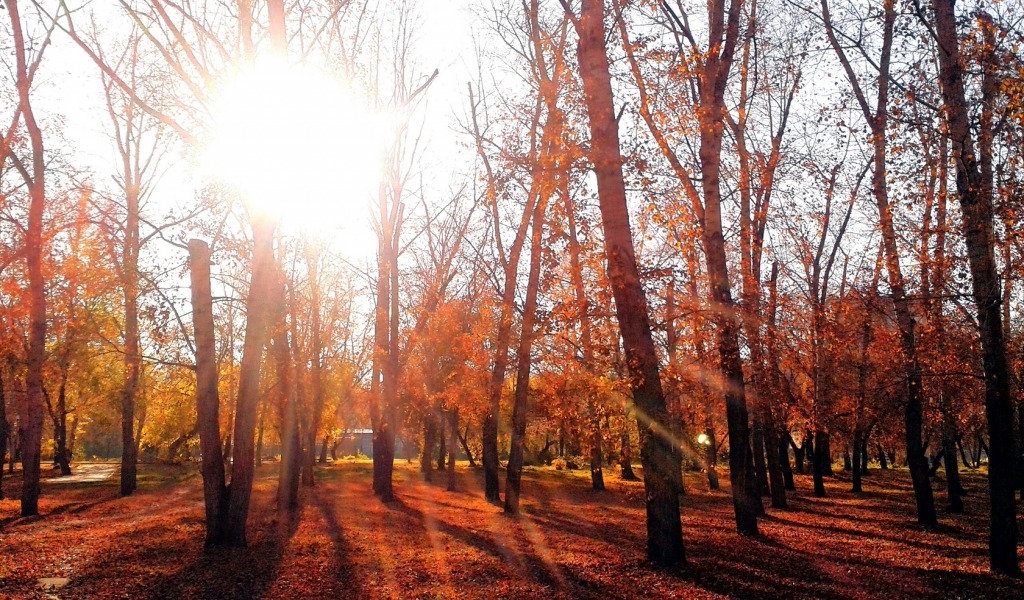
left=370, top=237, right=390, bottom=497
left=932, top=1, right=1017, bottom=574
left=794, top=432, right=808, bottom=474
left=120, top=182, right=141, bottom=497
left=505, top=193, right=547, bottom=514
left=10, top=0, right=46, bottom=517
left=704, top=417, right=720, bottom=490
left=255, top=408, right=265, bottom=469
left=812, top=429, right=828, bottom=497
left=620, top=407, right=637, bottom=481
left=752, top=407, right=769, bottom=497
left=274, top=268, right=301, bottom=512
left=189, top=240, right=229, bottom=548
left=457, top=427, right=475, bottom=468
left=573, top=0, right=685, bottom=564
left=224, top=217, right=277, bottom=546
left=447, top=410, right=458, bottom=492
left=421, top=414, right=436, bottom=481
left=437, top=415, right=447, bottom=472
left=823, top=0, right=936, bottom=527
left=860, top=430, right=871, bottom=476
left=302, top=244, right=324, bottom=487
left=877, top=445, right=889, bottom=470
left=318, top=435, right=329, bottom=464
left=852, top=434, right=863, bottom=494
left=780, top=435, right=795, bottom=491
left=763, top=266, right=787, bottom=508
left=562, top=172, right=603, bottom=492
left=942, top=414, right=964, bottom=513
left=54, top=369, right=71, bottom=476
left=0, top=369, right=7, bottom=500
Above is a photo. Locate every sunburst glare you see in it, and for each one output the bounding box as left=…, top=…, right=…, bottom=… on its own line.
left=202, top=60, right=385, bottom=235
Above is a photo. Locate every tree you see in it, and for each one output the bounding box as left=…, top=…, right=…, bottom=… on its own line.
left=564, top=0, right=685, bottom=566
left=4, top=0, right=51, bottom=517
left=819, top=0, right=937, bottom=526
left=927, top=1, right=1018, bottom=575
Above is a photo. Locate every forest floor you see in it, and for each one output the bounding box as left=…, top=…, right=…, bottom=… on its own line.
left=0, top=460, right=1021, bottom=599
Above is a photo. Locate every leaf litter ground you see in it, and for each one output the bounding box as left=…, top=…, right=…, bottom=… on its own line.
left=0, top=462, right=1020, bottom=599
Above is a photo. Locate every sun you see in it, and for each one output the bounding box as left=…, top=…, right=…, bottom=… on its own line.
left=203, top=60, right=385, bottom=236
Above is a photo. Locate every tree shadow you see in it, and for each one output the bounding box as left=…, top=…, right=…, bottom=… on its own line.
left=311, top=487, right=364, bottom=597
left=385, top=495, right=563, bottom=591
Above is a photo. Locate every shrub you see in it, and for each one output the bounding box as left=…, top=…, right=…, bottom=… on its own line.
left=552, top=458, right=567, bottom=471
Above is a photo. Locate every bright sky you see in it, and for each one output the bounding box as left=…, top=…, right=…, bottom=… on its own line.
left=38, top=0, right=479, bottom=264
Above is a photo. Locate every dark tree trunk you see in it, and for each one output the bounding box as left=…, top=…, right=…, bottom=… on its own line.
left=590, top=423, right=605, bottom=492
left=861, top=426, right=872, bottom=476
left=255, top=409, right=265, bottom=469
left=447, top=410, right=458, bottom=491
left=274, top=269, right=301, bottom=513
left=812, top=429, right=827, bottom=497
left=823, top=434, right=834, bottom=476
left=943, top=424, right=964, bottom=513
left=573, top=0, right=685, bottom=564
left=318, top=435, right=329, bottom=464
left=752, top=410, right=769, bottom=497
left=852, top=435, right=863, bottom=493
left=704, top=417, right=720, bottom=490
left=763, top=264, right=787, bottom=508
left=54, top=374, right=71, bottom=476
left=458, top=427, right=476, bottom=468
left=793, top=434, right=806, bottom=475
left=620, top=408, right=637, bottom=481
left=932, top=1, right=1017, bottom=574
left=437, top=415, right=447, bottom=472
left=189, top=240, right=229, bottom=548
left=878, top=444, right=889, bottom=470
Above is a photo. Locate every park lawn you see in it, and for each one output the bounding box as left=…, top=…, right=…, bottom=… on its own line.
left=0, top=461, right=1020, bottom=599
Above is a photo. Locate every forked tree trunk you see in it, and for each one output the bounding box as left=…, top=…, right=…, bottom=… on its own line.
left=505, top=193, right=547, bottom=514
left=573, top=0, right=684, bottom=565
left=189, top=239, right=229, bottom=548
